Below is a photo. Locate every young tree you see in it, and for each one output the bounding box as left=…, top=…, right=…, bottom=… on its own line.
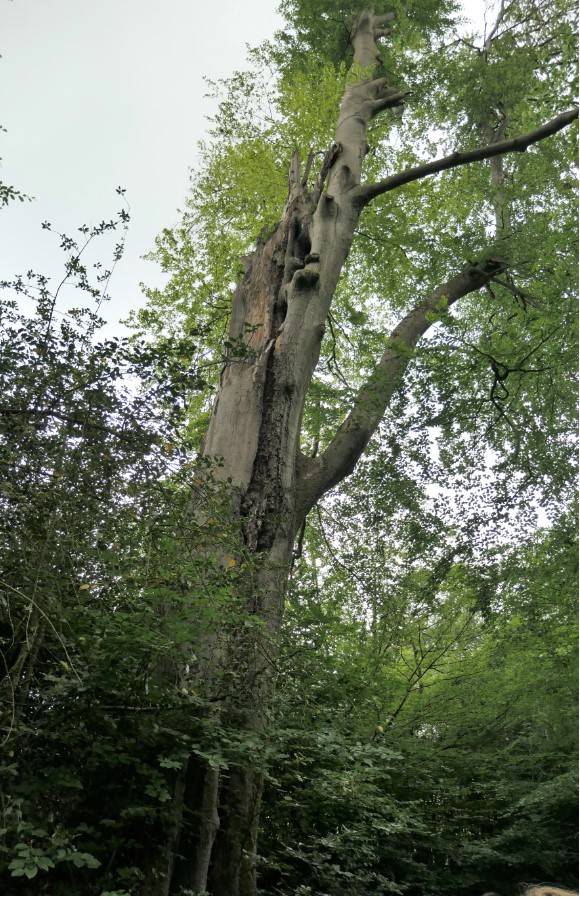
left=136, top=1, right=577, bottom=892
left=0, top=213, right=227, bottom=897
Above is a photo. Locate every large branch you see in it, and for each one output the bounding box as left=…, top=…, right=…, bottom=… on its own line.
left=355, top=107, right=578, bottom=207
left=297, top=258, right=504, bottom=511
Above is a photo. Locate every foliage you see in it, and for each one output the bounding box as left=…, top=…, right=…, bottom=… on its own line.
left=0, top=122, right=31, bottom=208
left=259, top=511, right=578, bottom=895
left=139, top=0, right=577, bottom=497
left=0, top=217, right=256, bottom=894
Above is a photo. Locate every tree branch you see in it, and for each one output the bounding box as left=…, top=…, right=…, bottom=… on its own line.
left=355, top=107, right=578, bottom=207
left=484, top=0, right=511, bottom=50
left=297, top=257, right=505, bottom=509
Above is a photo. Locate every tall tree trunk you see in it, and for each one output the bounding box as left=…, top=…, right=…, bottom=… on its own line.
left=166, top=18, right=395, bottom=891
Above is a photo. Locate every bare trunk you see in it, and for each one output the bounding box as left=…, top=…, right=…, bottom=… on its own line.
left=164, top=155, right=326, bottom=890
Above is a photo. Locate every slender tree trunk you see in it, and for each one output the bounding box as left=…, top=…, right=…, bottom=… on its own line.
left=208, top=766, right=263, bottom=894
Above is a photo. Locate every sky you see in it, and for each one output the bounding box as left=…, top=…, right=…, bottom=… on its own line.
left=1, top=0, right=283, bottom=334
left=1, top=0, right=487, bottom=336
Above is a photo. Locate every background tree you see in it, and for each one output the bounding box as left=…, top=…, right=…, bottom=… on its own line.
left=257, top=485, right=578, bottom=896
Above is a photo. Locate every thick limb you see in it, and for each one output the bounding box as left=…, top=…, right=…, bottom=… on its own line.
left=355, top=108, right=578, bottom=206
left=298, top=258, right=505, bottom=509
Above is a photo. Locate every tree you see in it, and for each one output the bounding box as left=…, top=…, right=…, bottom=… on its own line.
left=1, top=1, right=577, bottom=895
left=131, top=0, right=577, bottom=892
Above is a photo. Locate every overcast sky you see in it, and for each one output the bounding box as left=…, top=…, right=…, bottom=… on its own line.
left=1, top=0, right=283, bottom=333
left=1, top=0, right=485, bottom=336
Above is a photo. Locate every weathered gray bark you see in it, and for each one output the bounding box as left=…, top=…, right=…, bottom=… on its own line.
left=160, top=8, right=577, bottom=894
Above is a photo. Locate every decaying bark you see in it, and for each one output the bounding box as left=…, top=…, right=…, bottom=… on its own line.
left=157, top=8, right=577, bottom=895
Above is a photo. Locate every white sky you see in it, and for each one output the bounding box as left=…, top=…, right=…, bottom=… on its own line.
left=1, top=0, right=283, bottom=333
left=1, top=0, right=486, bottom=336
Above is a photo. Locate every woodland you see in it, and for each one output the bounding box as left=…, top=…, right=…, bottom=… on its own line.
left=0, top=0, right=578, bottom=896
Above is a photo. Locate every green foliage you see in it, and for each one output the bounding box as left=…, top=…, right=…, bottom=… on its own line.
left=0, top=218, right=260, bottom=894
left=276, top=0, right=458, bottom=71
left=137, top=0, right=577, bottom=506
left=0, top=123, right=31, bottom=209
left=259, top=511, right=578, bottom=895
